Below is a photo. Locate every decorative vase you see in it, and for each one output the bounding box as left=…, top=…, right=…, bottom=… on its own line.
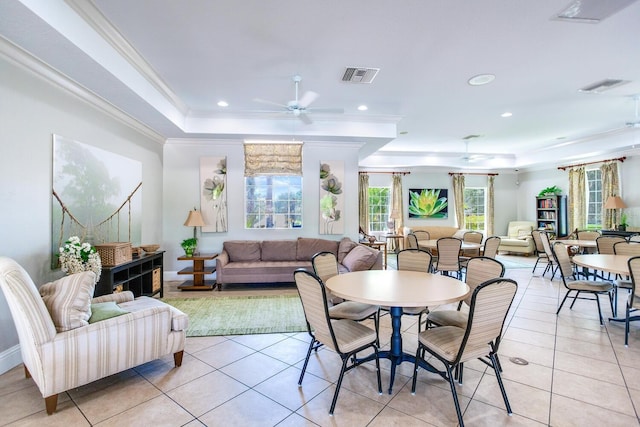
left=184, top=247, right=195, bottom=257
left=368, top=236, right=377, bottom=244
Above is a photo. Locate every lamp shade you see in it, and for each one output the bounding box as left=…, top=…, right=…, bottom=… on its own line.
left=184, top=210, right=206, bottom=227
left=604, top=196, right=627, bottom=209
left=389, top=209, right=400, bottom=219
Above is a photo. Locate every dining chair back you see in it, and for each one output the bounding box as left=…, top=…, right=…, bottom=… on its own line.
left=312, top=251, right=339, bottom=283
left=625, top=256, right=640, bottom=346
left=539, top=231, right=558, bottom=278
left=412, top=230, right=431, bottom=242
left=597, top=236, right=627, bottom=255
left=462, top=231, right=483, bottom=257
left=396, top=249, right=433, bottom=329
left=552, top=242, right=614, bottom=325
left=463, top=257, right=506, bottom=306
left=412, top=277, right=518, bottom=427
left=434, top=237, right=462, bottom=278
left=577, top=230, right=600, bottom=241
left=531, top=230, right=548, bottom=272
left=482, top=236, right=501, bottom=259
left=613, top=241, right=640, bottom=256
left=406, top=233, right=419, bottom=249
left=294, top=269, right=382, bottom=414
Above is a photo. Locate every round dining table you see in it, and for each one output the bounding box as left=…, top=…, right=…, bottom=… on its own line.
left=418, top=239, right=481, bottom=251
left=572, top=254, right=630, bottom=276
left=325, top=269, right=470, bottom=393
left=554, top=239, right=597, bottom=249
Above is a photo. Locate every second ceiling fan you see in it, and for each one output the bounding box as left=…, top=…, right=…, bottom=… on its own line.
left=253, top=75, right=344, bottom=124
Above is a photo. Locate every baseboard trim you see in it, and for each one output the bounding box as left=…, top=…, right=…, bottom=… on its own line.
left=0, top=345, right=22, bottom=375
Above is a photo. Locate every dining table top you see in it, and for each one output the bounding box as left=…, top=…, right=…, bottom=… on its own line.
left=572, top=254, right=631, bottom=275
left=418, top=239, right=482, bottom=251
left=325, top=269, right=470, bottom=308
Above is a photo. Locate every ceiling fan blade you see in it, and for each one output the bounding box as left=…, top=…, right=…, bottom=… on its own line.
left=307, top=107, right=345, bottom=114
left=297, top=91, right=318, bottom=108
left=253, top=98, right=288, bottom=109
left=298, top=112, right=313, bottom=124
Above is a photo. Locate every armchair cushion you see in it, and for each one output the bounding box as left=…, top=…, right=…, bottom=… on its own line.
left=39, top=271, right=96, bottom=332
left=89, top=301, right=129, bottom=323
left=337, top=237, right=358, bottom=263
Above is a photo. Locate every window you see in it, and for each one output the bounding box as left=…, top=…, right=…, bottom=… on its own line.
left=368, top=187, right=390, bottom=233
left=245, top=176, right=302, bottom=228
left=586, top=169, right=602, bottom=229
left=463, top=187, right=486, bottom=232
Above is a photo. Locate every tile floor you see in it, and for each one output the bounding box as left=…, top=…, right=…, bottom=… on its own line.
left=2, top=256, right=640, bottom=426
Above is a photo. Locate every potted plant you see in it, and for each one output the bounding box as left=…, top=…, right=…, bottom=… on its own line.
left=538, top=185, right=562, bottom=197
left=181, top=238, right=198, bottom=257
left=619, top=213, right=629, bottom=231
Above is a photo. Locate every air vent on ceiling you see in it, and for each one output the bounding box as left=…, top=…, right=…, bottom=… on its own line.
left=342, top=67, right=380, bottom=84
left=578, top=79, right=630, bottom=93
left=552, top=0, right=639, bottom=23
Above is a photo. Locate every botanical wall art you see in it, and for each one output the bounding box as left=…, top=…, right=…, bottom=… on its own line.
left=408, top=188, right=449, bottom=218
left=52, top=135, right=142, bottom=268
left=200, top=157, right=228, bottom=232
left=319, top=161, right=344, bottom=234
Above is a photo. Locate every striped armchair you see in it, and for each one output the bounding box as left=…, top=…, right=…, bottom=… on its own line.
left=0, top=257, right=188, bottom=415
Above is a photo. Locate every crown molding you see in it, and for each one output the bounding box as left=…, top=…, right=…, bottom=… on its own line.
left=0, top=36, right=165, bottom=144
left=64, top=0, right=189, bottom=116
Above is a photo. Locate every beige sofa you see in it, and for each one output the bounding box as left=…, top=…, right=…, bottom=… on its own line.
left=497, top=221, right=536, bottom=255
left=216, top=237, right=382, bottom=287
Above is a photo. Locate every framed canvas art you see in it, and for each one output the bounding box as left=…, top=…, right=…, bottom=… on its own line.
left=408, top=188, right=448, bottom=218
left=200, top=157, right=228, bottom=232
left=319, top=161, right=344, bottom=234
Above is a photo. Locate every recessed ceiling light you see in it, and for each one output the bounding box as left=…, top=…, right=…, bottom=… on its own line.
left=217, top=101, right=229, bottom=107
left=468, top=74, right=495, bottom=86
left=357, top=105, right=368, bottom=111
left=501, top=112, right=513, bottom=118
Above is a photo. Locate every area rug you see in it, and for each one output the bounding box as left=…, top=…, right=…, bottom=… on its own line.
left=162, top=295, right=307, bottom=337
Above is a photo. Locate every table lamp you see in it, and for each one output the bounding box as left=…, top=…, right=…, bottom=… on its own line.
left=389, top=209, right=400, bottom=234
left=604, top=195, right=626, bottom=229
left=184, top=208, right=206, bottom=239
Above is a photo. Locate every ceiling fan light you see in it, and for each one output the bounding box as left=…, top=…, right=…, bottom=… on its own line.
left=358, top=105, right=368, bottom=111
left=217, top=100, right=228, bottom=107
left=468, top=74, right=495, bottom=86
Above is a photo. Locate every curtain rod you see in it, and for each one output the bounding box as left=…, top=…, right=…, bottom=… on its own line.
left=557, top=156, right=626, bottom=171
left=358, top=171, right=410, bottom=175
left=448, top=172, right=499, bottom=176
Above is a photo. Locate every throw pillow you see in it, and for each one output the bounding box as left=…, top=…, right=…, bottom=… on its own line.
left=39, top=271, right=96, bottom=332
left=224, top=240, right=261, bottom=262
left=342, top=245, right=379, bottom=271
left=89, top=301, right=129, bottom=323
left=337, top=237, right=358, bottom=263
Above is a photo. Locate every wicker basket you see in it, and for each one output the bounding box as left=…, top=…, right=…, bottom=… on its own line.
left=152, top=268, right=161, bottom=293
left=95, top=242, right=132, bottom=266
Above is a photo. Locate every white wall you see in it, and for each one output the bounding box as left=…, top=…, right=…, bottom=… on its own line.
left=0, top=53, right=163, bottom=372
left=162, top=140, right=363, bottom=274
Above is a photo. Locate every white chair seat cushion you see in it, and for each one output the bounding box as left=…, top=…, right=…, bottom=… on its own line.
left=39, top=271, right=96, bottom=332
left=615, top=279, right=632, bottom=290
left=427, top=310, right=468, bottom=329
left=419, top=325, right=489, bottom=363
left=567, top=280, right=613, bottom=292
left=330, top=318, right=377, bottom=353
left=329, top=301, right=378, bottom=320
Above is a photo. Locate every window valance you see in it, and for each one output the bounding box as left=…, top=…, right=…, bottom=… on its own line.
left=244, top=143, right=303, bottom=176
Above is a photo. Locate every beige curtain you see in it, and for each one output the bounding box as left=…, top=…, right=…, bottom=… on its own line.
left=601, top=162, right=620, bottom=229
left=486, top=175, right=495, bottom=236
left=358, top=173, right=370, bottom=233
left=244, top=143, right=302, bottom=176
left=568, top=166, right=586, bottom=232
left=390, top=174, right=404, bottom=249
left=452, top=174, right=465, bottom=229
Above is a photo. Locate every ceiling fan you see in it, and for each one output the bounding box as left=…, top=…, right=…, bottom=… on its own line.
left=625, top=95, right=640, bottom=128
left=253, top=75, right=344, bottom=124
left=460, top=139, right=493, bottom=163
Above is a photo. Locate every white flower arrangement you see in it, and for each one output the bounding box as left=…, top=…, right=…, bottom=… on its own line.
left=58, top=236, right=102, bottom=282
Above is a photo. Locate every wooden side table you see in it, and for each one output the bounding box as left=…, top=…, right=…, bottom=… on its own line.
left=361, top=241, right=388, bottom=269
left=385, top=234, right=403, bottom=253
left=177, top=253, right=218, bottom=291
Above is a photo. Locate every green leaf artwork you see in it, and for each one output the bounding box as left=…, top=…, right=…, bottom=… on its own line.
left=408, top=188, right=448, bottom=218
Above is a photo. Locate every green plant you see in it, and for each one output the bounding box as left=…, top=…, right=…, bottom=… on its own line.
left=181, top=238, right=197, bottom=250
left=620, top=213, right=628, bottom=226
left=538, top=185, right=562, bottom=197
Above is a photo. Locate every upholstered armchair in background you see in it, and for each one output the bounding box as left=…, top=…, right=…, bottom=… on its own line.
left=0, top=256, right=188, bottom=415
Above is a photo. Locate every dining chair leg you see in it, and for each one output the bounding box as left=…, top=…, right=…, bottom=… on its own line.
left=569, top=290, right=581, bottom=309
left=298, top=338, right=317, bottom=385
left=445, top=364, right=465, bottom=427
left=329, top=356, right=350, bottom=414
left=491, top=352, right=513, bottom=415
left=556, top=291, right=571, bottom=315
left=595, top=293, right=604, bottom=326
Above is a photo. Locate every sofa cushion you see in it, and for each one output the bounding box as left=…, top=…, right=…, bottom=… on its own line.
left=337, top=237, right=358, bottom=263
left=508, top=224, right=533, bottom=239
left=224, top=240, right=262, bottom=262
left=39, top=271, right=96, bottom=332
left=261, top=240, right=297, bottom=261
left=296, top=238, right=339, bottom=261
left=342, top=245, right=379, bottom=271
left=89, top=301, right=129, bottom=323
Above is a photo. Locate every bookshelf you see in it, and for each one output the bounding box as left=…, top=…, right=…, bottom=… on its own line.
left=536, top=195, right=568, bottom=237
